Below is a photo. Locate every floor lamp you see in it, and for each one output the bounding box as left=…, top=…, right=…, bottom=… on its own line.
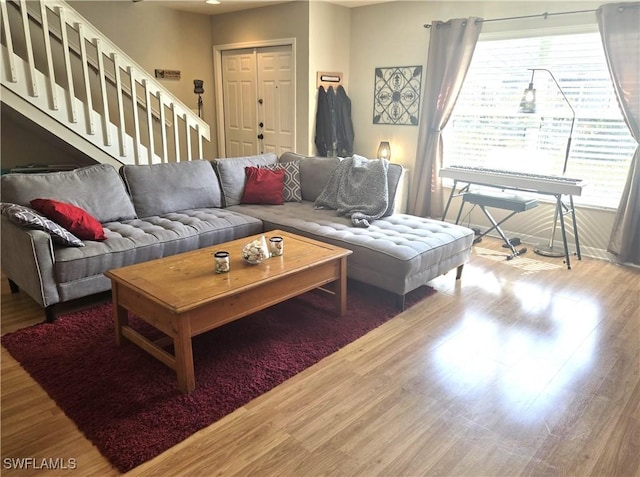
left=519, top=68, right=576, bottom=257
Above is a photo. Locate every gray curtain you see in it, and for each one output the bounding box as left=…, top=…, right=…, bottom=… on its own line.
left=408, top=18, right=482, bottom=218
left=597, top=2, right=640, bottom=266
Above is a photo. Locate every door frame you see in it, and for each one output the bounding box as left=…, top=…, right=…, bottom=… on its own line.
left=213, top=38, right=296, bottom=158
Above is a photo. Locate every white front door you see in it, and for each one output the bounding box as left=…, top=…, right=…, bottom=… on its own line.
left=257, top=46, right=294, bottom=155
left=221, top=49, right=257, bottom=158
left=220, top=44, right=294, bottom=157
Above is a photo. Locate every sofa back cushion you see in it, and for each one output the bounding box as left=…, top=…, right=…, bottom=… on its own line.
left=385, top=163, right=403, bottom=217
left=121, top=160, right=222, bottom=217
left=279, top=153, right=340, bottom=202
left=0, top=164, right=136, bottom=222
left=279, top=153, right=403, bottom=216
left=212, top=153, right=278, bottom=206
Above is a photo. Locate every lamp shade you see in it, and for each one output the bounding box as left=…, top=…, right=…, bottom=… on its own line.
left=377, top=141, right=391, bottom=160
left=519, top=83, right=536, bottom=113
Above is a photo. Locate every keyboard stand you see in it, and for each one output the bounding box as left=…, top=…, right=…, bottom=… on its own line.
left=442, top=175, right=583, bottom=270
left=455, top=192, right=539, bottom=260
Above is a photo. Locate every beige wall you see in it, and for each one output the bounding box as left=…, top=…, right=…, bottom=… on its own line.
left=309, top=1, right=351, bottom=154
left=0, top=105, right=96, bottom=170
left=349, top=0, right=602, bottom=167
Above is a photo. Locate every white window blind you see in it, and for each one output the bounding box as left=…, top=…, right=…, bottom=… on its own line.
left=443, top=32, right=636, bottom=209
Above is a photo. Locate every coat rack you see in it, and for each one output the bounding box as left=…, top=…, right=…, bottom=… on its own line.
left=317, top=71, right=343, bottom=90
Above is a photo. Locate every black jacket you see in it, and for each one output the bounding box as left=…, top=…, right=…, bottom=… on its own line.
left=315, top=85, right=354, bottom=157
left=335, top=85, right=354, bottom=157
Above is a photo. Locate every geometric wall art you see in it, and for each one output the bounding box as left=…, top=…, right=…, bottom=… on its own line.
left=373, top=66, right=422, bottom=125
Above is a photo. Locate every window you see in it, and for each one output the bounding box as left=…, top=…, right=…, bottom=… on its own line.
left=443, top=31, right=636, bottom=209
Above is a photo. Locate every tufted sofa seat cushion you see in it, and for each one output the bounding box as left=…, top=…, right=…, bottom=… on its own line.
left=229, top=202, right=474, bottom=296
left=53, top=208, right=262, bottom=302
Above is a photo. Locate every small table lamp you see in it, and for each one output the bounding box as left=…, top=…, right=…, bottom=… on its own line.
left=377, top=141, right=391, bottom=161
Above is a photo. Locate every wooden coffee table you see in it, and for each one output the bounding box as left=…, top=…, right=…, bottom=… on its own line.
left=104, top=230, right=352, bottom=393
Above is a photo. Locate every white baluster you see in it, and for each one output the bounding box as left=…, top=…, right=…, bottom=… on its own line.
left=56, top=7, right=76, bottom=123
left=19, top=0, right=37, bottom=97
left=196, top=124, right=203, bottom=160
left=172, top=103, right=180, bottom=162
left=93, top=38, right=110, bottom=147
left=77, top=23, right=94, bottom=134
left=39, top=1, right=58, bottom=110
left=143, top=79, right=154, bottom=163
left=128, top=66, right=141, bottom=164
left=1, top=0, right=17, bottom=82
left=111, top=52, right=126, bottom=156
left=185, top=116, right=192, bottom=161
left=158, top=90, right=168, bottom=162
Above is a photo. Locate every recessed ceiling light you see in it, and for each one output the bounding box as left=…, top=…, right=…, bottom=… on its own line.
left=205, top=0, right=220, bottom=4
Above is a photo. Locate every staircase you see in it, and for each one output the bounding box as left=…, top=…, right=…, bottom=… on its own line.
left=1, top=0, right=210, bottom=168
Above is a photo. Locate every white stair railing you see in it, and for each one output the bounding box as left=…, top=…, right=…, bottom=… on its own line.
left=0, top=0, right=209, bottom=165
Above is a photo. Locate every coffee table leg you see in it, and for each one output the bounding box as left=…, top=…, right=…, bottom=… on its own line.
left=173, top=317, right=195, bottom=393
left=113, top=285, right=128, bottom=346
left=336, top=256, right=348, bottom=316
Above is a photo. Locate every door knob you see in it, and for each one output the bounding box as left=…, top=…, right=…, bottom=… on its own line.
left=258, top=98, right=263, bottom=104
left=259, top=122, right=264, bottom=128
left=257, top=134, right=264, bottom=140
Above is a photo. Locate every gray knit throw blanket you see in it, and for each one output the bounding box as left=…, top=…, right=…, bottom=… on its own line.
left=314, top=155, right=389, bottom=227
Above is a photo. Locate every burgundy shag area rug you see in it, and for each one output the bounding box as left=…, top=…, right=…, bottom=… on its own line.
left=2, top=281, right=434, bottom=472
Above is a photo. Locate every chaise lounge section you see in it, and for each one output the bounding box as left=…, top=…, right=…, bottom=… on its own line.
left=227, top=153, right=474, bottom=309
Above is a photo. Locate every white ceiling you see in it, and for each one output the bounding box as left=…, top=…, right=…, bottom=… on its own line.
left=134, top=0, right=393, bottom=16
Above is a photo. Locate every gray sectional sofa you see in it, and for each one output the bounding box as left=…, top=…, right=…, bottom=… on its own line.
left=1, top=153, right=474, bottom=321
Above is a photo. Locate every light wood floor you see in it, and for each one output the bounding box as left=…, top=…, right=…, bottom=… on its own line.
left=1, top=238, right=639, bottom=476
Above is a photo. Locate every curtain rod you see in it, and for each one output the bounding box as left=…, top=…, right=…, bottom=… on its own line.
left=423, top=8, right=598, bottom=28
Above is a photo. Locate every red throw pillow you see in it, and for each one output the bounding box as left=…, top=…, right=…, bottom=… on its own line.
left=241, top=167, right=285, bottom=205
left=30, top=198, right=106, bottom=241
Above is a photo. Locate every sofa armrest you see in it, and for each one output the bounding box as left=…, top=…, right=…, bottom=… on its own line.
left=1, top=216, right=60, bottom=307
